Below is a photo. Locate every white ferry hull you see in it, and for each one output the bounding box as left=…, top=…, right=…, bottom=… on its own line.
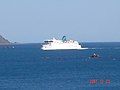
left=41, top=44, right=87, bottom=50
left=42, top=48, right=87, bottom=50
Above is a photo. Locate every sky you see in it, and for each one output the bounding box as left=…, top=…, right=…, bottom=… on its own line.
left=0, top=0, right=120, bottom=43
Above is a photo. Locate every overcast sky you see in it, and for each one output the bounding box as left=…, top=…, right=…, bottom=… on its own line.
left=0, top=0, right=120, bottom=43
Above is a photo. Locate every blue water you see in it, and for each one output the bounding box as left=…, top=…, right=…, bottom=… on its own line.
left=0, top=43, right=120, bottom=90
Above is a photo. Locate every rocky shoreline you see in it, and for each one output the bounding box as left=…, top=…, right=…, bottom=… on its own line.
left=0, top=35, right=10, bottom=45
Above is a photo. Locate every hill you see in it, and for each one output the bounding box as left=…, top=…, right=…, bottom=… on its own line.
left=0, top=35, right=10, bottom=44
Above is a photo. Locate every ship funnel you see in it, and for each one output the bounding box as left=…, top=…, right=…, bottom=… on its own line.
left=62, top=36, right=67, bottom=42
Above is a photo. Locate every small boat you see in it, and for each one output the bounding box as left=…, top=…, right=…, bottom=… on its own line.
left=90, top=53, right=100, bottom=58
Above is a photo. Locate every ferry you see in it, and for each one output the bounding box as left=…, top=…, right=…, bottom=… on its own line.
left=41, top=36, right=87, bottom=50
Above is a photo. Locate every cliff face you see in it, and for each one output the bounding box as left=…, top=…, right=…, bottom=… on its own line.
left=0, top=35, right=10, bottom=44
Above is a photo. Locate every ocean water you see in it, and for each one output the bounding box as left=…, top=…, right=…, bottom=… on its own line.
left=0, top=42, right=120, bottom=90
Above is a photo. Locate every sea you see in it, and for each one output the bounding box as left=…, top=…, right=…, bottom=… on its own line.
left=0, top=42, right=120, bottom=90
